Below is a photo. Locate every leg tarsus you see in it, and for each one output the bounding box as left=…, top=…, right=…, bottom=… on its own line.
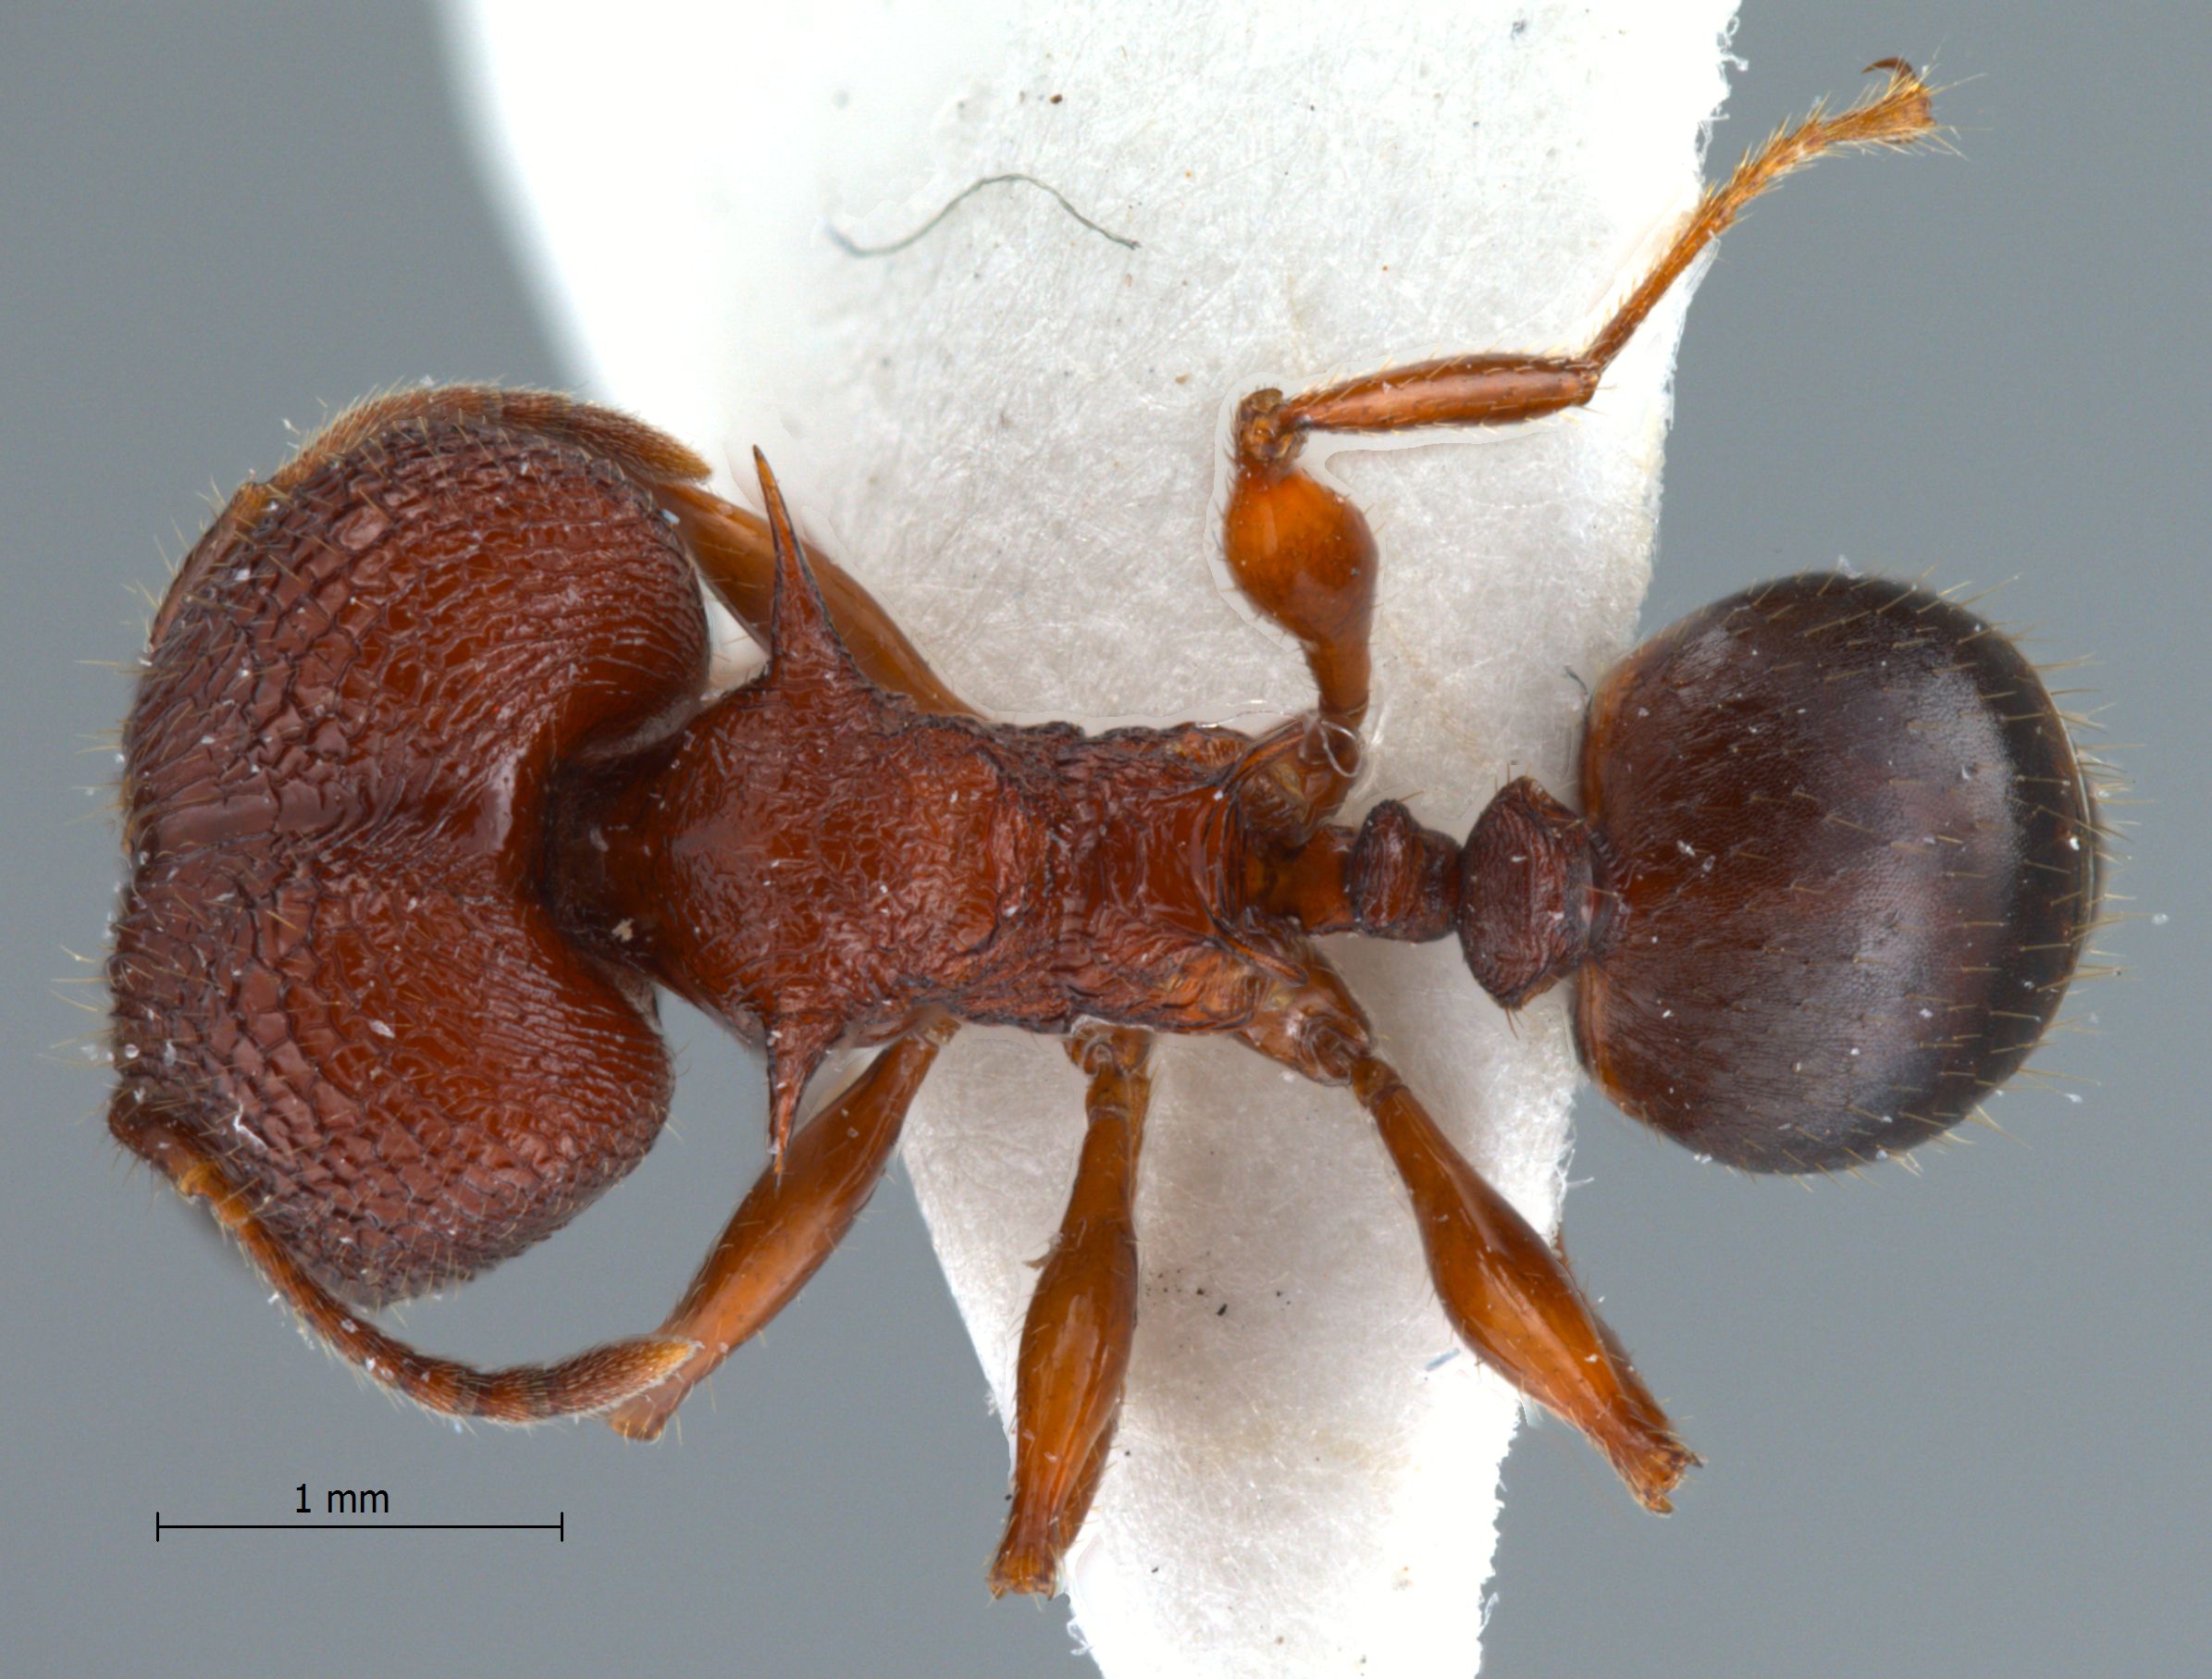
left=988, top=1029, right=1154, bottom=1597
left=606, top=1016, right=957, bottom=1441
left=1579, top=57, right=1934, bottom=372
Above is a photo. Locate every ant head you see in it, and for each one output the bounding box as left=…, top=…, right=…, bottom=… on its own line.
left=110, top=389, right=711, bottom=1301
left=1566, top=574, right=2099, bottom=1174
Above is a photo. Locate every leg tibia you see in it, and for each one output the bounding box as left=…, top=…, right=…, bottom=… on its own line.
left=989, top=1030, right=1153, bottom=1597
left=1234, top=957, right=1696, bottom=1512
left=1349, top=1053, right=1696, bottom=1512
left=607, top=1019, right=955, bottom=1441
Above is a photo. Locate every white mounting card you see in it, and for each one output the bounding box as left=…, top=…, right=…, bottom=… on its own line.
left=449, top=3, right=1739, bottom=1672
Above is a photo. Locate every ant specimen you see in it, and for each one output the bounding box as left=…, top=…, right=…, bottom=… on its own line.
left=105, top=62, right=2095, bottom=1596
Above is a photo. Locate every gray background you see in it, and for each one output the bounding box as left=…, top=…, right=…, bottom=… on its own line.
left=4, top=3, right=2202, bottom=1674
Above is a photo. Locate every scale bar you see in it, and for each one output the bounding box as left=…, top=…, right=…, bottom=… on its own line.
left=156, top=1512, right=564, bottom=1540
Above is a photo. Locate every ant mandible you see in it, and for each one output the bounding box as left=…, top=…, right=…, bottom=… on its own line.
left=105, top=62, right=2096, bottom=1596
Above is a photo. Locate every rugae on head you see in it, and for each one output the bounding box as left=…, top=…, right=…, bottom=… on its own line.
left=109, top=389, right=712, bottom=1305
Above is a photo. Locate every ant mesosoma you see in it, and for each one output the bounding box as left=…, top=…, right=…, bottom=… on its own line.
left=105, top=63, right=2096, bottom=1594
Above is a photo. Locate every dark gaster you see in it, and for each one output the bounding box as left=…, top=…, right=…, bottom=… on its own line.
left=1573, top=574, right=2098, bottom=1170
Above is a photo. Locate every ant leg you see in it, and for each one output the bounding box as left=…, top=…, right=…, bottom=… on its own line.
left=1235, top=955, right=1698, bottom=1512
left=1221, top=63, right=1935, bottom=816
left=1217, top=449, right=1378, bottom=827
left=652, top=480, right=971, bottom=716
left=1262, top=63, right=1935, bottom=444
left=112, top=1107, right=697, bottom=1422
left=606, top=1015, right=958, bottom=1440
left=989, top=1028, right=1154, bottom=1597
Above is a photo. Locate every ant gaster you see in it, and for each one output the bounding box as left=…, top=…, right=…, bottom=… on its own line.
left=105, top=64, right=2097, bottom=1595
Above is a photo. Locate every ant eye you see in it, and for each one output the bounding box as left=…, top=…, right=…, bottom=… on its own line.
left=1572, top=574, right=2098, bottom=1173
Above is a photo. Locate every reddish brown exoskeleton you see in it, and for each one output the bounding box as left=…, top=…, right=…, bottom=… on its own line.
left=106, top=64, right=2099, bottom=1594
